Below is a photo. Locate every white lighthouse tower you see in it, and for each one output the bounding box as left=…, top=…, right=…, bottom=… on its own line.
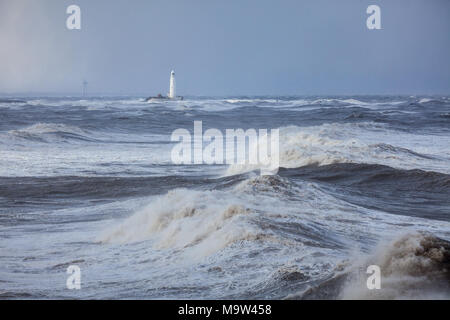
left=145, top=70, right=183, bottom=102
left=168, top=70, right=176, bottom=99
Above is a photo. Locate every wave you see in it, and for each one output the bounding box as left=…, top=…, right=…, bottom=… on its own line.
left=340, top=232, right=450, bottom=299
left=298, top=232, right=450, bottom=300
left=95, top=169, right=450, bottom=298
left=218, top=98, right=408, bottom=111
left=283, top=163, right=450, bottom=221
left=281, top=163, right=450, bottom=192
left=6, top=123, right=95, bottom=143
left=26, top=98, right=146, bottom=108
left=308, top=98, right=367, bottom=106
left=418, top=98, right=447, bottom=105
left=99, top=188, right=261, bottom=258
left=98, top=173, right=330, bottom=257
left=0, top=175, right=209, bottom=202
left=225, top=122, right=447, bottom=176
left=153, top=97, right=410, bottom=113
left=225, top=99, right=279, bottom=104
left=4, top=122, right=164, bottom=145
left=0, top=98, right=26, bottom=104
left=307, top=98, right=407, bottom=109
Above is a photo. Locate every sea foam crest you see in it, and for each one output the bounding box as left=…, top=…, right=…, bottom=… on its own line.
left=341, top=232, right=450, bottom=299
left=99, top=188, right=260, bottom=258
left=226, top=123, right=443, bottom=176
left=8, top=123, right=91, bottom=142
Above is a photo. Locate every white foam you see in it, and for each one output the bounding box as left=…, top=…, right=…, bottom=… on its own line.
left=226, top=122, right=450, bottom=176
left=341, top=232, right=450, bottom=299
left=99, top=188, right=260, bottom=259
left=9, top=122, right=87, bottom=137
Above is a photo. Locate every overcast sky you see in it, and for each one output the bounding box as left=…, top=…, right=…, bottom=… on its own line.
left=0, top=0, right=449, bottom=96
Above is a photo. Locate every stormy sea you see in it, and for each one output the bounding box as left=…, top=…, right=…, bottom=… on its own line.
left=0, top=96, right=449, bottom=299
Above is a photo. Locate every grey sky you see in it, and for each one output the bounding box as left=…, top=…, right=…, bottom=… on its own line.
left=1, top=0, right=449, bottom=96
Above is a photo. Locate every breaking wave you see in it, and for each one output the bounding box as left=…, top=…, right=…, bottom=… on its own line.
left=226, top=123, right=447, bottom=176
left=341, top=232, right=450, bottom=299
left=99, top=188, right=261, bottom=258
left=298, top=233, right=450, bottom=300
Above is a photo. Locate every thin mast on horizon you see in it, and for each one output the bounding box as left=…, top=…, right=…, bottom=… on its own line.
left=82, top=80, right=88, bottom=97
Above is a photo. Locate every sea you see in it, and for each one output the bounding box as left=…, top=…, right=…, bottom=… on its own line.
left=0, top=95, right=449, bottom=299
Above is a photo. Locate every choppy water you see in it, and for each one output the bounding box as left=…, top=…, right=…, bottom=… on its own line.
left=0, top=96, right=449, bottom=299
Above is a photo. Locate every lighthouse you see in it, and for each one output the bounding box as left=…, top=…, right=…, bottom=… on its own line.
left=168, top=70, right=176, bottom=99
left=145, top=70, right=183, bottom=102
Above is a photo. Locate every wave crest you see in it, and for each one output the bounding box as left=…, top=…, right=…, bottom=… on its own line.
left=226, top=123, right=445, bottom=176
left=7, top=123, right=93, bottom=143
left=99, top=189, right=258, bottom=258
left=341, top=232, right=450, bottom=299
